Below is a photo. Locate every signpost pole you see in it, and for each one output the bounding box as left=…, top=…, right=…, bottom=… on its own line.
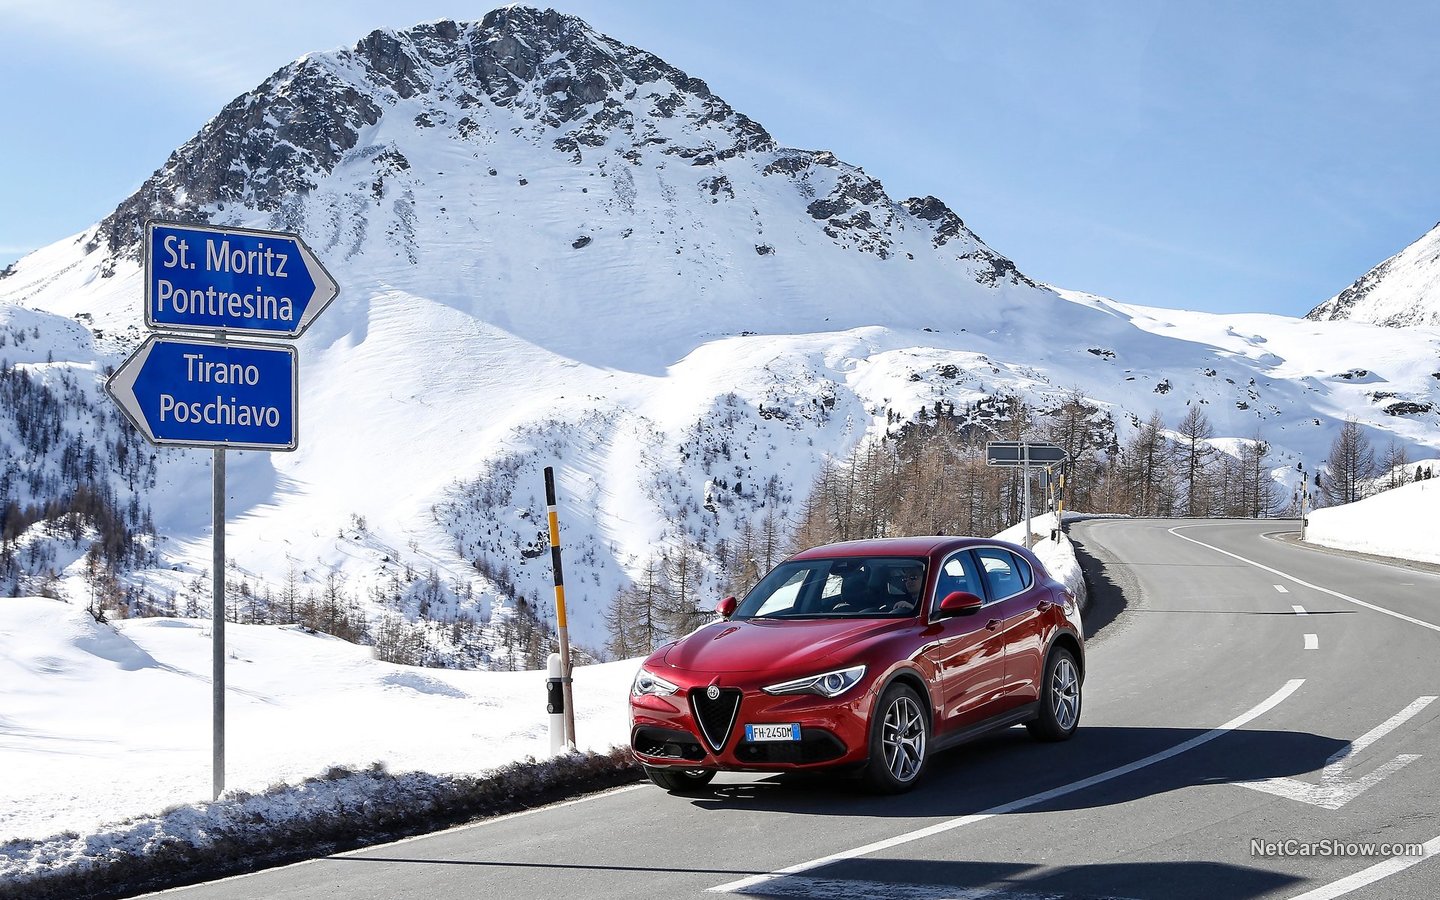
left=212, top=442, right=225, bottom=801
left=1022, top=443, right=1033, bottom=548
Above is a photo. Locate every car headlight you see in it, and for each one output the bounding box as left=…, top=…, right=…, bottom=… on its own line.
left=762, top=665, right=866, bottom=699
left=632, top=667, right=679, bottom=697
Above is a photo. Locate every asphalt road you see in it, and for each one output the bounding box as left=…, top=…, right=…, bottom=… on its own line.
left=147, top=519, right=1440, bottom=899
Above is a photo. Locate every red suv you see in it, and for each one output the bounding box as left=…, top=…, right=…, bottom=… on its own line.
left=628, top=536, right=1084, bottom=793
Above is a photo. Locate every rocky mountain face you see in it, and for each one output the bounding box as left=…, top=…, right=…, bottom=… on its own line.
left=1306, top=222, right=1440, bottom=327
left=85, top=7, right=1022, bottom=290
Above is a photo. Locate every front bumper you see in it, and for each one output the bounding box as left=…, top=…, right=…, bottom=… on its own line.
left=629, top=676, right=875, bottom=772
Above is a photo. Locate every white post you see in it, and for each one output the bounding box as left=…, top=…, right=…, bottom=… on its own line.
left=547, top=652, right=565, bottom=756
left=1299, top=486, right=1308, bottom=542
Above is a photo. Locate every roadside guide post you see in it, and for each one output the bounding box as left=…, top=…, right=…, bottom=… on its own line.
left=1053, top=467, right=1067, bottom=542
left=547, top=652, right=566, bottom=755
left=543, top=467, right=578, bottom=751
left=106, top=221, right=337, bottom=800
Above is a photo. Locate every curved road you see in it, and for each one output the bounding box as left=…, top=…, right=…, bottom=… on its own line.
left=148, top=519, right=1440, bottom=899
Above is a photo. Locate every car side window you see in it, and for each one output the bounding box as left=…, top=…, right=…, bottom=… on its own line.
left=975, top=548, right=1029, bottom=602
left=930, top=552, right=981, bottom=617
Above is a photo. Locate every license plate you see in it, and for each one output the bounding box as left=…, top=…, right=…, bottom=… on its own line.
left=745, top=723, right=801, bottom=742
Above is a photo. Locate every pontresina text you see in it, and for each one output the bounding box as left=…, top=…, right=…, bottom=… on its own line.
left=154, top=280, right=296, bottom=324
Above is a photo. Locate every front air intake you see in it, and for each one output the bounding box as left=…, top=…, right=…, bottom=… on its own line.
left=689, top=688, right=741, bottom=752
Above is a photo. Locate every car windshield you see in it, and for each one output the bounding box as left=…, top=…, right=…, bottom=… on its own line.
left=734, top=556, right=927, bottom=619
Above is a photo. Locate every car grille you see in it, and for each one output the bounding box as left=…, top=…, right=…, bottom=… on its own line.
left=689, top=688, right=742, bottom=751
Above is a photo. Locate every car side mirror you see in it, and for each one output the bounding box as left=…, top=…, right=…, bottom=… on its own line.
left=938, top=591, right=984, bottom=617
left=717, top=596, right=738, bottom=619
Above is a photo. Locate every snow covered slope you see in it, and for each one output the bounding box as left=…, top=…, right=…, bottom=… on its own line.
left=2, top=7, right=1439, bottom=657
left=1306, top=222, right=1440, bottom=327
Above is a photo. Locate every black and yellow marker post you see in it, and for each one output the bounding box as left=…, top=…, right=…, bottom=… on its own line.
left=544, top=466, right=577, bottom=750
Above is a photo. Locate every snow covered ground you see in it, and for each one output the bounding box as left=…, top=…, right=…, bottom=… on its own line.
left=0, top=603, right=635, bottom=846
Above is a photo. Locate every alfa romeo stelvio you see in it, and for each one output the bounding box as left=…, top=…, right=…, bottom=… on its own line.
left=629, top=536, right=1084, bottom=793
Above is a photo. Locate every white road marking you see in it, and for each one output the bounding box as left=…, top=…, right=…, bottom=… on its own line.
left=709, top=679, right=1305, bottom=895
left=1292, top=605, right=1308, bottom=616
left=1274, top=584, right=1290, bottom=593
left=1304, top=633, right=1319, bottom=650
left=1168, top=526, right=1440, bottom=635
left=1284, top=833, right=1440, bottom=899
left=1236, top=696, right=1437, bottom=810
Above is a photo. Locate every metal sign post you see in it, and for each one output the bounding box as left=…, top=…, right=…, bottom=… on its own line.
left=107, top=221, right=337, bottom=801
left=986, top=442, right=1069, bottom=549
left=1022, top=443, right=1032, bottom=548
left=212, top=442, right=225, bottom=801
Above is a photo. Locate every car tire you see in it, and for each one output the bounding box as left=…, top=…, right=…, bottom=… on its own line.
left=863, top=682, right=929, bottom=794
left=1026, top=647, right=1081, bottom=742
left=644, top=766, right=716, bottom=793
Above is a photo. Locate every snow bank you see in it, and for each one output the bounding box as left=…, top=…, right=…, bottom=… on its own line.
left=1306, top=478, right=1440, bottom=564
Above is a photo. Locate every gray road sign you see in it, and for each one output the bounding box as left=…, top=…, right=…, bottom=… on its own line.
left=986, top=441, right=1068, bottom=466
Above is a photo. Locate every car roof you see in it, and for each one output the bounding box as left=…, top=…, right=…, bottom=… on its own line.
left=789, top=536, right=993, bottom=560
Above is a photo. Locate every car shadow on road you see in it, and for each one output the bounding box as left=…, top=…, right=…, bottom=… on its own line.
left=731, top=857, right=1302, bottom=900
left=686, top=722, right=1349, bottom=823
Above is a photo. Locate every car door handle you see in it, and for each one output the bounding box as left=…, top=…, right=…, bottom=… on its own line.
left=1036, top=600, right=1054, bottom=612
left=985, top=618, right=1002, bottom=632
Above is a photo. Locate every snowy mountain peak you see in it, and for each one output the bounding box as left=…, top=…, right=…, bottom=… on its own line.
left=1305, top=221, right=1440, bottom=327
left=39, top=4, right=1041, bottom=367
left=91, top=6, right=777, bottom=260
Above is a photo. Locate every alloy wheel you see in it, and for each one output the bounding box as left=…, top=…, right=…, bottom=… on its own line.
left=881, top=693, right=926, bottom=782
left=1050, top=655, right=1080, bottom=732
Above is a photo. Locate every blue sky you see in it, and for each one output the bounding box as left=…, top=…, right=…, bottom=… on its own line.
left=2, top=0, right=1437, bottom=316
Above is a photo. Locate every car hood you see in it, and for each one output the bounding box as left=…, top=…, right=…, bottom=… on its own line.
left=660, top=618, right=889, bottom=674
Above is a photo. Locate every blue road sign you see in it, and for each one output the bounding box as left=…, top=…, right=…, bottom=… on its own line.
left=106, top=335, right=299, bottom=450
left=146, top=222, right=338, bottom=338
